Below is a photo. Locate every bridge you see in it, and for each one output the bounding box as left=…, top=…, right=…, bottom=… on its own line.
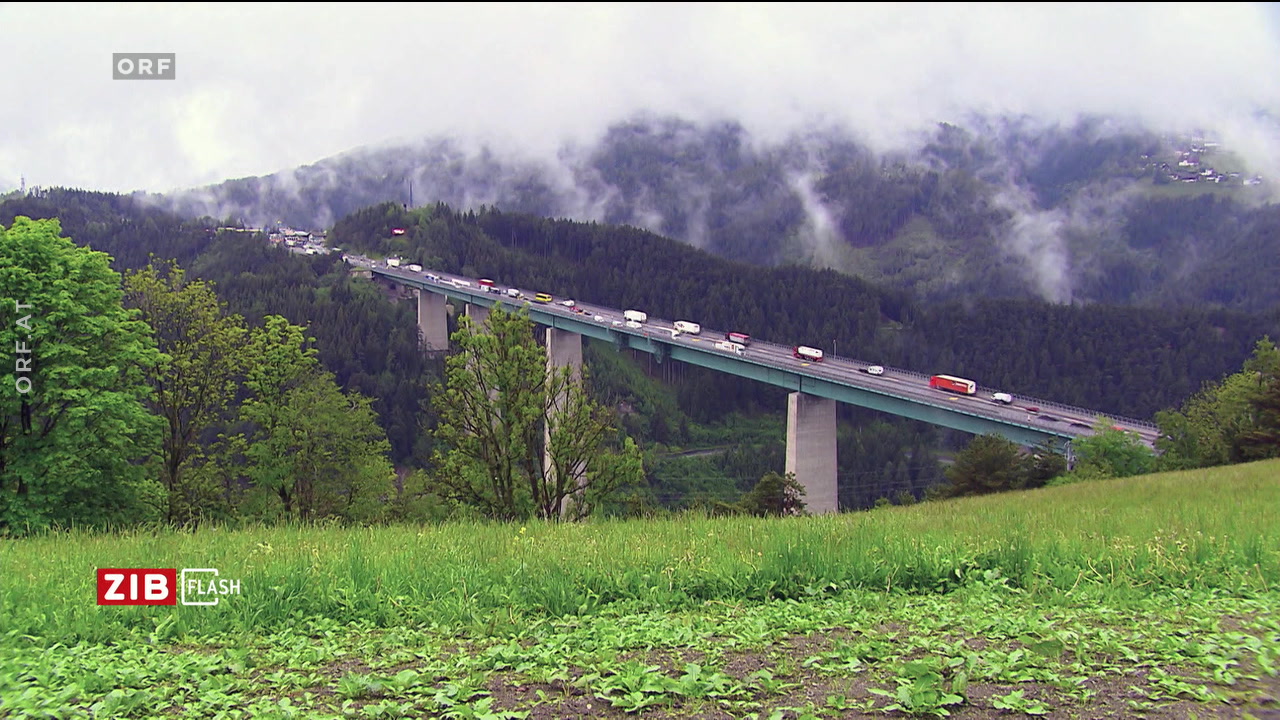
left=362, top=260, right=1160, bottom=513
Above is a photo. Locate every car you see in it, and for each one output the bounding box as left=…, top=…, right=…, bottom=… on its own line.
left=424, top=273, right=441, bottom=282
left=612, top=320, right=623, bottom=326
left=560, top=299, right=576, bottom=308
left=1023, top=406, right=1040, bottom=413
left=1039, top=414, right=1061, bottom=423
left=625, top=320, right=642, bottom=329
left=594, top=314, right=605, bottom=322
left=1070, top=421, right=1092, bottom=429
left=865, top=365, right=885, bottom=376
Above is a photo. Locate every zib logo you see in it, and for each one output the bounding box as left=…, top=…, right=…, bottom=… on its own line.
left=96, top=568, right=242, bottom=606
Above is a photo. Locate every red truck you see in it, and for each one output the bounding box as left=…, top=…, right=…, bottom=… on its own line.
left=929, top=374, right=977, bottom=395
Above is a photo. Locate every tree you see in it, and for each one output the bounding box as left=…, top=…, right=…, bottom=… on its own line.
left=943, top=434, right=1027, bottom=497
left=123, top=259, right=248, bottom=524
left=1022, top=444, right=1068, bottom=488
left=428, top=304, right=642, bottom=521
left=236, top=315, right=395, bottom=522
left=0, top=217, right=164, bottom=533
left=1238, top=373, right=1280, bottom=460
left=1070, top=420, right=1155, bottom=479
left=740, top=471, right=807, bottom=517
left=1156, top=337, right=1280, bottom=469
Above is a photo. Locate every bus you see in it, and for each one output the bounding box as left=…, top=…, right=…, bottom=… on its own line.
left=929, top=374, right=977, bottom=395
left=793, top=346, right=824, bottom=362
left=726, top=332, right=750, bottom=346
left=533, top=293, right=553, bottom=303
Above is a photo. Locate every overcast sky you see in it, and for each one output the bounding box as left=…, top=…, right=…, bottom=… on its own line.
left=2, top=2, right=1278, bottom=194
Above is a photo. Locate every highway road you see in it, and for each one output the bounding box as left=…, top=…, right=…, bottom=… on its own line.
left=358, top=257, right=1161, bottom=448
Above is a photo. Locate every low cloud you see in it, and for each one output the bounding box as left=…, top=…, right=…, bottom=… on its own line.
left=2, top=4, right=1277, bottom=194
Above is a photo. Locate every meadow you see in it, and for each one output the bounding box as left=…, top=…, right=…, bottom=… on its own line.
left=2, top=460, right=1279, bottom=718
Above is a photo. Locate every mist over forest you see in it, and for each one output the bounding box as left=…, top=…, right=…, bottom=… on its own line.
left=153, top=113, right=1280, bottom=312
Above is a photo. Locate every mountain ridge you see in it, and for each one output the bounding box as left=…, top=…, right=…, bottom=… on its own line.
left=146, top=113, right=1279, bottom=312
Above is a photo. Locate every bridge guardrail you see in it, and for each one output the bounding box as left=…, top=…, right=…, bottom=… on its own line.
left=742, top=338, right=1158, bottom=433
left=379, top=266, right=1161, bottom=437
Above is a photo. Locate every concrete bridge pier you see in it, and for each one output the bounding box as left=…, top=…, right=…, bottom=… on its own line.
left=417, top=289, right=449, bottom=351
left=465, top=302, right=490, bottom=327
left=545, top=328, right=586, bottom=516
left=785, top=392, right=838, bottom=514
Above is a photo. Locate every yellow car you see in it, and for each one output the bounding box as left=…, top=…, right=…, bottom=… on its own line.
left=534, top=293, right=553, bottom=303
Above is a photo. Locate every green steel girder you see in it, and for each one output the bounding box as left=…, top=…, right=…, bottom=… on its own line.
left=658, top=345, right=1072, bottom=450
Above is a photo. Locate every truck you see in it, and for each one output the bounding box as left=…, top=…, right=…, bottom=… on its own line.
left=386, top=257, right=401, bottom=267
left=478, top=279, right=496, bottom=292
left=793, top=346, right=824, bottom=362
left=714, top=340, right=745, bottom=355
left=929, top=374, right=977, bottom=395
left=407, top=264, right=423, bottom=272
left=623, top=310, right=647, bottom=324
left=673, top=320, right=701, bottom=335
left=726, top=332, right=750, bottom=347
left=505, top=287, right=521, bottom=298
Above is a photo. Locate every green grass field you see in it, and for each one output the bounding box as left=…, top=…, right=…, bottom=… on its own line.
left=3, top=460, right=1279, bottom=718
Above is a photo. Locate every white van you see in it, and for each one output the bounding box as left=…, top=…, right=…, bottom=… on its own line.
left=992, top=392, right=1014, bottom=405
left=673, top=320, right=701, bottom=335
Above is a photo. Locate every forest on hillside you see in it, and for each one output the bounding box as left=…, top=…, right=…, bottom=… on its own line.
left=331, top=200, right=1280, bottom=421
left=5, top=189, right=1279, bottom=511
left=158, top=114, right=1280, bottom=312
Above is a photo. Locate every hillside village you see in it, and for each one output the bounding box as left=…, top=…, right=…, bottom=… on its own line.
left=218, top=224, right=332, bottom=254
left=1144, top=139, right=1266, bottom=186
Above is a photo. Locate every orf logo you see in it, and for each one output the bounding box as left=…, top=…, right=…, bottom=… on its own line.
left=96, top=569, right=177, bottom=605
left=113, top=53, right=176, bottom=80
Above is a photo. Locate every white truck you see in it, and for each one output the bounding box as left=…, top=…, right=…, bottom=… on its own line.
left=623, top=310, right=647, bottom=324
left=714, top=340, right=745, bottom=355
left=673, top=321, right=701, bottom=335
left=386, top=257, right=402, bottom=268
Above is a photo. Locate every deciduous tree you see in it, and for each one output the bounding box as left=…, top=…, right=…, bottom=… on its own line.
left=237, top=315, right=395, bottom=522
left=0, top=217, right=163, bottom=533
left=1069, top=420, right=1155, bottom=479
left=123, top=259, right=247, bottom=524
left=1156, top=337, right=1280, bottom=469
left=429, top=304, right=642, bottom=521
left=740, top=471, right=807, bottom=516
